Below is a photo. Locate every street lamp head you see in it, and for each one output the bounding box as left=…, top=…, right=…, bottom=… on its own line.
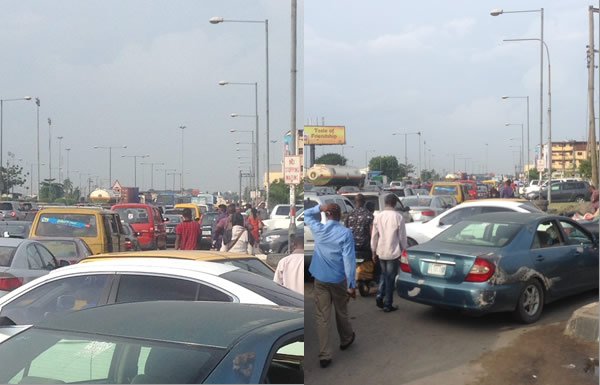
left=501, top=95, right=509, bottom=99
left=122, top=145, right=127, bottom=149
left=229, top=129, right=236, bottom=133
left=209, top=16, right=224, bottom=24
left=23, top=96, right=32, bottom=101
left=490, top=8, right=504, bottom=16
left=504, top=123, right=510, bottom=126
left=230, top=113, right=239, bottom=118
left=218, top=80, right=228, bottom=86
left=93, top=146, right=99, bottom=149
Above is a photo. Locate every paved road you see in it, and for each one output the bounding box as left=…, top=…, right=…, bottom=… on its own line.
left=303, top=282, right=598, bottom=385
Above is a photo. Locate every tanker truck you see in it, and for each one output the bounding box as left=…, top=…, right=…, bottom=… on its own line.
left=306, top=164, right=365, bottom=188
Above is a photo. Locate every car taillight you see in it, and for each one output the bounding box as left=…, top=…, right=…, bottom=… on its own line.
left=10, top=211, right=16, bottom=218
left=399, top=250, right=412, bottom=273
left=464, top=257, right=495, bottom=282
left=0, top=276, right=23, bottom=291
left=125, top=240, right=133, bottom=250
left=421, top=210, right=435, bottom=217
left=153, top=226, right=159, bottom=232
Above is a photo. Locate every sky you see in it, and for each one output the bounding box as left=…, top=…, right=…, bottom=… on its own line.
left=1, top=0, right=300, bottom=195
left=305, top=1, right=599, bottom=178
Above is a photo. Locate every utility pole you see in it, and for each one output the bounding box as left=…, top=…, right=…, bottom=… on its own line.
left=588, top=6, right=599, bottom=188
left=288, top=0, right=298, bottom=253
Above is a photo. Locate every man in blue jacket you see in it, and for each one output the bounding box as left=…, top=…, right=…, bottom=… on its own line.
left=305, top=203, right=356, bottom=369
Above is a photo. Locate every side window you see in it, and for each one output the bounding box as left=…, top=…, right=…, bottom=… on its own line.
left=558, top=220, right=594, bottom=246
left=0, top=274, right=112, bottom=324
left=480, top=207, right=513, bottom=214
left=263, top=336, right=304, bottom=385
left=533, top=221, right=564, bottom=249
left=115, top=275, right=232, bottom=303
left=35, top=245, right=57, bottom=270
left=439, top=207, right=481, bottom=226
left=26, top=244, right=44, bottom=270
left=109, top=215, right=119, bottom=234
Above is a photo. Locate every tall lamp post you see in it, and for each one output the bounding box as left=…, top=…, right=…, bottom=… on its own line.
left=57, top=136, right=64, bottom=183
left=231, top=129, right=256, bottom=196
left=502, top=96, right=530, bottom=178
left=392, top=131, right=421, bottom=177
left=65, top=148, right=71, bottom=181
left=211, top=16, right=270, bottom=208
left=0, top=96, right=32, bottom=190
left=157, top=168, right=176, bottom=191
left=47, top=118, right=52, bottom=180
left=178, top=125, right=186, bottom=193
left=491, top=7, right=546, bottom=195
left=140, top=162, right=164, bottom=191
left=93, top=145, right=127, bottom=188
left=365, top=150, right=376, bottom=169
left=35, top=98, right=40, bottom=194
left=231, top=114, right=260, bottom=203
left=505, top=123, right=524, bottom=178
left=121, top=154, right=149, bottom=188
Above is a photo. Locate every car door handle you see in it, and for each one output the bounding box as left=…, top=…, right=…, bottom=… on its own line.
left=536, top=256, right=545, bottom=262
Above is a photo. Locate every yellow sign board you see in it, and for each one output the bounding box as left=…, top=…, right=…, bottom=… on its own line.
left=303, top=125, right=346, bottom=145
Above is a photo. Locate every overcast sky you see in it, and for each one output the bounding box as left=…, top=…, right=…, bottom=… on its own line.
left=305, top=1, right=598, bottom=178
left=2, top=0, right=299, bottom=194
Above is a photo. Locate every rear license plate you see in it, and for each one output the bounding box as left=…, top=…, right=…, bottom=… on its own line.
left=202, top=230, right=210, bottom=235
left=427, top=263, right=446, bottom=276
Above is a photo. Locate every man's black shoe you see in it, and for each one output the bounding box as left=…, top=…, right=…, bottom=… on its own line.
left=383, top=305, right=398, bottom=313
left=376, top=298, right=384, bottom=309
left=340, top=332, right=355, bottom=350
left=320, top=359, right=332, bottom=368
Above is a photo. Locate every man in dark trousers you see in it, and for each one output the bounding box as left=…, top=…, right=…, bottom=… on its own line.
left=175, top=208, right=202, bottom=250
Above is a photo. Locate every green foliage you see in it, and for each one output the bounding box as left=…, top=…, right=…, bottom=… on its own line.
left=0, top=163, right=26, bottom=195
left=39, top=179, right=65, bottom=202
left=527, top=168, right=540, bottom=180
left=579, top=159, right=592, bottom=179
left=369, top=156, right=415, bottom=180
left=268, top=179, right=303, bottom=208
left=315, top=153, right=347, bottom=166
left=420, top=169, right=440, bottom=181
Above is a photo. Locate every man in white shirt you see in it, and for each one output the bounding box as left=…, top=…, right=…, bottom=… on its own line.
left=370, top=193, right=408, bottom=312
left=274, top=234, right=304, bottom=295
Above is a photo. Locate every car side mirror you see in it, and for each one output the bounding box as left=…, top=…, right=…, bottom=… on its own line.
left=58, top=260, right=70, bottom=267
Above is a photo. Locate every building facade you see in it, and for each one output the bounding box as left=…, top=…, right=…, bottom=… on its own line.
left=541, top=140, right=599, bottom=176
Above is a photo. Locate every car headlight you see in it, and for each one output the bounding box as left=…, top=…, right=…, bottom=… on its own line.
left=264, top=234, right=281, bottom=242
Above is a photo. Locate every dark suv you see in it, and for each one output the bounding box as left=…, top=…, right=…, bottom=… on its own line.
left=528, top=181, right=591, bottom=202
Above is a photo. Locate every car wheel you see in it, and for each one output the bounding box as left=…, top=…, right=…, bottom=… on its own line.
left=407, top=238, right=418, bottom=247
left=357, top=281, right=370, bottom=297
left=575, top=195, right=585, bottom=203
left=513, top=279, right=544, bottom=324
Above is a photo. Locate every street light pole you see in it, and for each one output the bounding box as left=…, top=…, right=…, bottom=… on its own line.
left=57, top=136, right=64, bottom=183
left=231, top=114, right=259, bottom=204
left=47, top=118, right=52, bottom=180
left=502, top=96, right=530, bottom=178
left=122, top=154, right=149, bottom=187
left=210, top=16, right=270, bottom=208
left=140, top=162, right=164, bottom=191
left=35, top=98, right=40, bottom=194
left=158, top=168, right=176, bottom=191
left=65, top=148, right=71, bottom=181
left=93, top=145, right=127, bottom=188
left=178, top=125, right=185, bottom=193
left=0, top=96, right=32, bottom=192
left=392, top=131, right=421, bottom=177
left=505, top=123, right=524, bottom=177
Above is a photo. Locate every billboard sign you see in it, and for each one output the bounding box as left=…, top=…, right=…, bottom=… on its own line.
left=284, top=156, right=302, bottom=185
left=303, top=125, right=346, bottom=145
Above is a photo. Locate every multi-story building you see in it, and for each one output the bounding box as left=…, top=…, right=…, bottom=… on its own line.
left=541, top=140, right=599, bottom=176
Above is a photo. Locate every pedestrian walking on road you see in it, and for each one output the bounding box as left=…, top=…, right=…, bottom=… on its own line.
left=273, top=234, right=304, bottom=295
left=220, top=213, right=249, bottom=253
left=257, top=201, right=269, bottom=220
left=246, top=208, right=263, bottom=255
left=175, top=208, right=202, bottom=250
left=305, top=203, right=356, bottom=369
left=344, top=194, right=374, bottom=260
left=500, top=180, right=515, bottom=198
left=212, top=204, right=228, bottom=250
left=370, top=193, right=407, bottom=312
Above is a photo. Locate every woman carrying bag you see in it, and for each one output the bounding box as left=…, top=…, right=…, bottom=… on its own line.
left=221, top=213, right=249, bottom=253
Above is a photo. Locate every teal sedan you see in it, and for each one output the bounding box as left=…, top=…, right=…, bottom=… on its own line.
left=397, top=212, right=599, bottom=323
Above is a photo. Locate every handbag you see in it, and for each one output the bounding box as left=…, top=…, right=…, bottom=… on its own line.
left=226, top=228, right=246, bottom=252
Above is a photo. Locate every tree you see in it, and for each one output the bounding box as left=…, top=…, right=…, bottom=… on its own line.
left=268, top=179, right=303, bottom=208
left=579, top=159, right=592, bottom=180
left=315, top=153, right=347, bottom=166
left=369, top=156, right=404, bottom=180
left=0, top=164, right=26, bottom=195
left=39, top=179, right=64, bottom=202
left=527, top=168, right=540, bottom=181
left=420, top=169, right=440, bottom=181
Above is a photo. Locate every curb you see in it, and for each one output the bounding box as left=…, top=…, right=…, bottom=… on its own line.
left=564, top=302, right=599, bottom=343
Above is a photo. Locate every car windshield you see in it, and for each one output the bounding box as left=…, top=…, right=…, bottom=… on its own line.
left=164, top=215, right=182, bottom=224
left=0, top=203, right=14, bottom=211
left=432, top=186, right=457, bottom=195
left=218, top=258, right=274, bottom=279
left=202, top=213, right=218, bottom=226
left=0, top=246, right=16, bottom=267
left=36, top=214, right=98, bottom=237
left=114, top=208, right=149, bottom=224
left=221, top=270, right=303, bottom=308
left=0, top=328, right=225, bottom=384
left=435, top=220, right=521, bottom=247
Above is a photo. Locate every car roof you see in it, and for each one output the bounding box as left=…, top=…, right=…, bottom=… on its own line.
left=37, top=207, right=115, bottom=214
left=49, top=257, right=240, bottom=276
left=0, top=238, right=27, bottom=246
left=82, top=250, right=262, bottom=263
left=33, top=301, right=303, bottom=348
left=464, top=212, right=551, bottom=225
left=111, top=203, right=154, bottom=208
left=30, top=236, right=83, bottom=242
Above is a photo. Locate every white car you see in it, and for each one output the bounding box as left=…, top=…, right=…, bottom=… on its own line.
left=405, top=199, right=543, bottom=246
left=0, top=258, right=302, bottom=330
left=263, top=209, right=303, bottom=232
left=269, top=204, right=303, bottom=220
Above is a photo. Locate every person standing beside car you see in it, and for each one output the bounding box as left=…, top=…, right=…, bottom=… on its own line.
left=500, top=180, right=515, bottom=198
left=344, top=193, right=374, bottom=264
left=221, top=213, right=249, bottom=253
left=305, top=203, right=356, bottom=369
left=273, top=234, right=304, bottom=295
left=175, top=208, right=202, bottom=250
left=370, top=193, right=407, bottom=312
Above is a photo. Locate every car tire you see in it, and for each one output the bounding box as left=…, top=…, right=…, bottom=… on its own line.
left=278, top=242, right=289, bottom=254
left=575, top=195, right=585, bottom=203
left=513, top=279, right=544, bottom=324
left=407, top=237, right=418, bottom=247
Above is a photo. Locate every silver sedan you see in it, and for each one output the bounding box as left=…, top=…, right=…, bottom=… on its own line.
left=399, top=195, right=457, bottom=222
